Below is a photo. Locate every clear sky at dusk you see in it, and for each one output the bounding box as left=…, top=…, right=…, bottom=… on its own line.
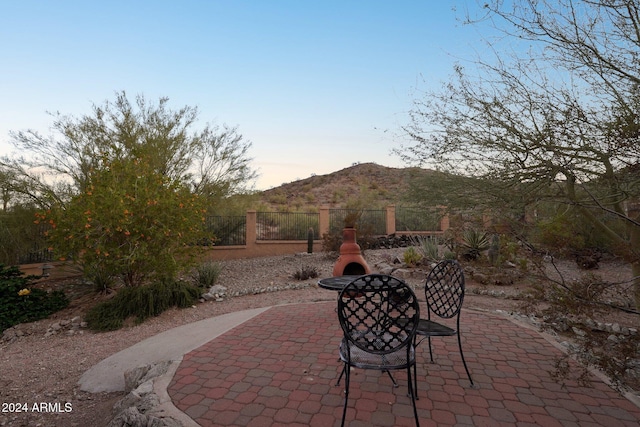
left=0, top=1, right=491, bottom=190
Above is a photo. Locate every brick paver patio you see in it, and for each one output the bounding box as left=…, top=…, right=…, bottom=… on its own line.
left=168, top=301, right=640, bottom=426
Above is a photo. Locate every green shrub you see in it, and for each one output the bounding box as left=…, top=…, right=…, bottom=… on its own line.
left=535, top=215, right=585, bottom=253
left=403, top=246, right=423, bottom=267
left=443, top=250, right=457, bottom=260
left=86, top=279, right=200, bottom=331
left=0, top=264, right=69, bottom=333
left=192, top=261, right=222, bottom=289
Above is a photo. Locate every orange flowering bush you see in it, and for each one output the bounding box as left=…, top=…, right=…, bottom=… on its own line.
left=43, top=157, right=207, bottom=287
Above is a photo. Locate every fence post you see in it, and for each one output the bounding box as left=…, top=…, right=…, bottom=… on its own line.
left=440, top=207, right=450, bottom=232
left=386, top=205, right=396, bottom=235
left=319, top=206, right=330, bottom=237
left=246, top=210, right=257, bottom=250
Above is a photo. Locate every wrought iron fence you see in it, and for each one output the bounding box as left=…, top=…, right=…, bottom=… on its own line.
left=0, top=214, right=53, bottom=265
left=395, top=206, right=442, bottom=232
left=256, top=212, right=320, bottom=240
left=205, top=215, right=246, bottom=246
left=328, top=209, right=387, bottom=235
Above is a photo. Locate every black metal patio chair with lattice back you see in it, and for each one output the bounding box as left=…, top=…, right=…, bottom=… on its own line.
left=413, top=259, right=474, bottom=397
left=337, top=274, right=421, bottom=427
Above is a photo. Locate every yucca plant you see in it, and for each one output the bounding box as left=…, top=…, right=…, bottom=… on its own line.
left=409, top=235, right=440, bottom=262
left=461, top=229, right=490, bottom=261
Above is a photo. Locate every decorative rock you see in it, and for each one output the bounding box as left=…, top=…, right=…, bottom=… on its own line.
left=202, top=284, right=228, bottom=301
left=571, top=327, right=587, bottom=337
left=107, top=406, right=180, bottom=427
left=473, top=273, right=489, bottom=285
left=109, top=361, right=181, bottom=427
left=124, top=361, right=172, bottom=393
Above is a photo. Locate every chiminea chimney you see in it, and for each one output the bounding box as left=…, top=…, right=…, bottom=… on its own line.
left=332, top=227, right=371, bottom=276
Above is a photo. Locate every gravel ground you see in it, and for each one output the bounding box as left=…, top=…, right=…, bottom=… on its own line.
left=0, top=249, right=632, bottom=426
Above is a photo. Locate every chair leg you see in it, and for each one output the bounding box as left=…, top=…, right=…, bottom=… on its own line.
left=341, top=363, right=350, bottom=427
left=384, top=370, right=398, bottom=387
left=457, top=332, right=474, bottom=386
left=412, top=337, right=419, bottom=400
left=412, top=360, right=420, bottom=400
left=427, top=336, right=434, bottom=363
left=336, top=365, right=345, bottom=386
left=407, top=365, right=421, bottom=427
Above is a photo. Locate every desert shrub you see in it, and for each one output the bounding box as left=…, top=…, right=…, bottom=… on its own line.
left=84, top=265, right=115, bottom=293
left=293, top=265, right=319, bottom=280
left=86, top=279, right=200, bottom=331
left=321, top=231, right=342, bottom=254
left=534, top=215, right=585, bottom=254
left=522, top=271, right=640, bottom=391
left=42, top=157, right=207, bottom=287
left=0, top=264, right=69, bottom=333
left=192, top=261, right=222, bottom=289
left=403, top=246, right=423, bottom=267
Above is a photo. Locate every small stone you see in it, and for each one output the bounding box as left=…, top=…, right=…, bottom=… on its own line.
left=572, top=327, right=586, bottom=337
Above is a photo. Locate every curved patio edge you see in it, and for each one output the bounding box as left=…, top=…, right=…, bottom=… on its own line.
left=78, top=306, right=270, bottom=393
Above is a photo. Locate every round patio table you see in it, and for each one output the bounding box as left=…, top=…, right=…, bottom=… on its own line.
left=317, top=275, right=363, bottom=292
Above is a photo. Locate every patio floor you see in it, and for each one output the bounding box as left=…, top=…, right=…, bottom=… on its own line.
left=167, top=301, right=640, bottom=426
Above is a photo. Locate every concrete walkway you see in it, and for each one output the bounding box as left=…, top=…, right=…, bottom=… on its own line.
left=79, top=307, right=270, bottom=393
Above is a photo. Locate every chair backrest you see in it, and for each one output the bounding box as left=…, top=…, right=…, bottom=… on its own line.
left=338, top=274, right=420, bottom=354
left=425, top=260, right=465, bottom=319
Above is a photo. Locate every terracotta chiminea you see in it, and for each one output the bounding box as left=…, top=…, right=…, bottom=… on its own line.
left=332, top=227, right=371, bottom=276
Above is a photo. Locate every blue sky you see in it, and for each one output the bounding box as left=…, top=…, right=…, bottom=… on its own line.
left=0, top=1, right=489, bottom=190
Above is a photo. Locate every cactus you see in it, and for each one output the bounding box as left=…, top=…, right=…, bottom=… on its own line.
left=488, top=234, right=500, bottom=265
left=307, top=227, right=314, bottom=253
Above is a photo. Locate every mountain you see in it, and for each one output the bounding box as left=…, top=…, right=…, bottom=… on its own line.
left=258, top=162, right=437, bottom=209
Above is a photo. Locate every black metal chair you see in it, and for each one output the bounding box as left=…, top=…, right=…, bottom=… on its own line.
left=413, top=260, right=473, bottom=396
left=337, top=274, right=421, bottom=427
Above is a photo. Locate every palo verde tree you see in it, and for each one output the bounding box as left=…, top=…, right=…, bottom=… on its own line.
left=3, top=92, right=257, bottom=286
left=2, top=91, right=257, bottom=209
left=397, top=0, right=640, bottom=308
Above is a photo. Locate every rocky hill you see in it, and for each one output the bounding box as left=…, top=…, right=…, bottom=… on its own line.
left=258, top=162, right=437, bottom=210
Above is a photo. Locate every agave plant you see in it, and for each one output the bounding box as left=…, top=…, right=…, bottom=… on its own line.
left=461, top=229, right=490, bottom=261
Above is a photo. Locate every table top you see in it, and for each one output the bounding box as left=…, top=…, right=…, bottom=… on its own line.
left=317, top=275, right=363, bottom=291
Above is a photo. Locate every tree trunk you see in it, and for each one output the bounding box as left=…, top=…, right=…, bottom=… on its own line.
left=628, top=203, right=640, bottom=310
left=633, top=262, right=640, bottom=311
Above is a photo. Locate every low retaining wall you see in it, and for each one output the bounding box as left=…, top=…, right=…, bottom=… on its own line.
left=204, top=240, right=323, bottom=261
